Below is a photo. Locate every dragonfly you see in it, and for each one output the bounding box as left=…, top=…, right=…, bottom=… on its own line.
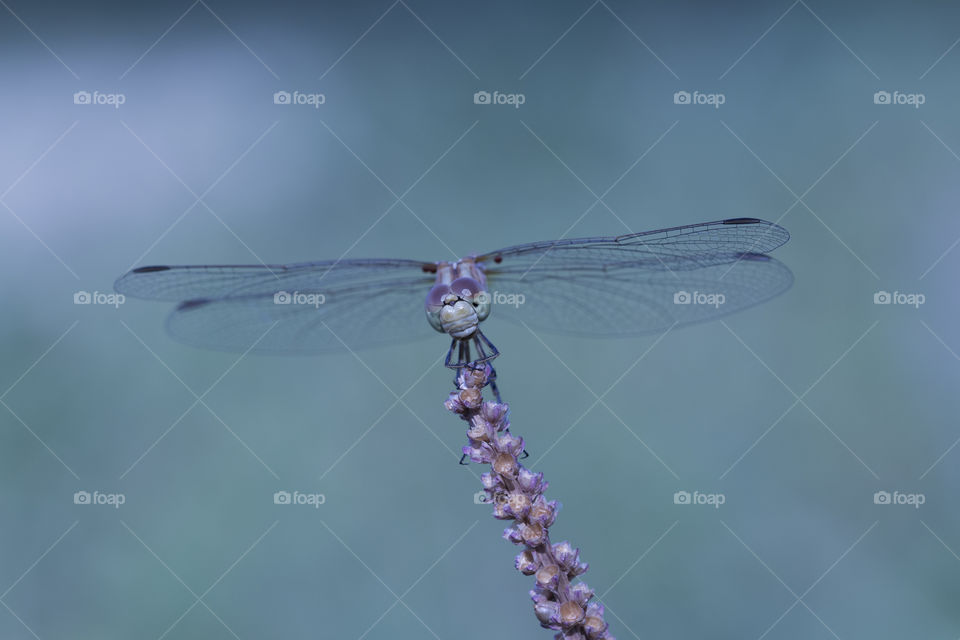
left=115, top=217, right=791, bottom=387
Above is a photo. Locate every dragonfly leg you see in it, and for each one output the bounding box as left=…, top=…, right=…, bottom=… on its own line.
left=487, top=364, right=503, bottom=403
left=471, top=329, right=499, bottom=364
left=443, top=338, right=458, bottom=368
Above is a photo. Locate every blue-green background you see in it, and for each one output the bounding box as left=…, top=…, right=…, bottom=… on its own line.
left=2, top=1, right=960, bottom=638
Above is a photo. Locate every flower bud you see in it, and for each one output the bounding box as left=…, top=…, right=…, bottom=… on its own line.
left=530, top=585, right=551, bottom=604
left=559, top=601, right=585, bottom=627
left=552, top=541, right=579, bottom=568
left=536, top=563, right=561, bottom=590
left=517, top=467, right=544, bottom=493
left=492, top=452, right=518, bottom=477
left=495, top=431, right=524, bottom=456
left=515, top=549, right=538, bottom=575
left=459, top=387, right=482, bottom=409
left=467, top=415, right=494, bottom=442
left=567, top=559, right=589, bottom=578
left=582, top=613, right=608, bottom=639
left=492, top=498, right=512, bottom=520
left=459, top=366, right=487, bottom=389
left=480, top=472, right=500, bottom=491
left=503, top=526, right=524, bottom=545
left=462, top=443, right=490, bottom=464
left=481, top=401, right=508, bottom=426
left=521, top=522, right=547, bottom=547
left=534, top=601, right=561, bottom=629
left=569, top=581, right=594, bottom=606
left=444, top=392, right=466, bottom=414
left=529, top=498, right=558, bottom=528
left=505, top=491, right=532, bottom=519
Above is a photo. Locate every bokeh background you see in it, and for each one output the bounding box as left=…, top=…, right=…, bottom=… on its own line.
left=2, top=1, right=960, bottom=638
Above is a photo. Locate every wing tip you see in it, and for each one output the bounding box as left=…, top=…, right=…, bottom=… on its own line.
left=132, top=265, right=171, bottom=273
left=722, top=217, right=789, bottom=250
left=176, top=298, right=211, bottom=311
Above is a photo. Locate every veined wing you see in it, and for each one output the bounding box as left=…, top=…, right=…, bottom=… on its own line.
left=475, top=218, right=789, bottom=274
left=484, top=254, right=793, bottom=337
left=164, top=277, right=437, bottom=354
left=114, top=258, right=436, bottom=302
left=115, top=260, right=438, bottom=354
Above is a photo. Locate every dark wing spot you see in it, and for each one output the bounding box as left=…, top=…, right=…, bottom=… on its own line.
left=177, top=298, right=210, bottom=311
left=421, top=263, right=438, bottom=274
left=493, top=255, right=502, bottom=264
left=722, top=217, right=762, bottom=225
left=735, top=252, right=770, bottom=261
left=132, top=265, right=171, bottom=273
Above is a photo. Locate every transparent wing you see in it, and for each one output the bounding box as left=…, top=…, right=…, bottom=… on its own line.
left=115, top=258, right=435, bottom=302
left=164, top=276, right=437, bottom=355
left=485, top=254, right=793, bottom=336
left=475, top=218, right=789, bottom=273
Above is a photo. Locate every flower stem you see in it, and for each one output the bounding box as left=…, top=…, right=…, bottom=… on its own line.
left=446, top=363, right=614, bottom=640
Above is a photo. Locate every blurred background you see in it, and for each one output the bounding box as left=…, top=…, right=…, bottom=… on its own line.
left=2, top=0, right=959, bottom=638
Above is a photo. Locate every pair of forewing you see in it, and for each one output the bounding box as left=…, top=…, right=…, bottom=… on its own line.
left=113, top=218, right=791, bottom=354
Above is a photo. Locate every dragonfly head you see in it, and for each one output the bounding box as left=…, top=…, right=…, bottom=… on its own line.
left=425, top=276, right=491, bottom=338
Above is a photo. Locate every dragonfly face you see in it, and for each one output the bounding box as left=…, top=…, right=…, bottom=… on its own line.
left=424, top=258, right=492, bottom=339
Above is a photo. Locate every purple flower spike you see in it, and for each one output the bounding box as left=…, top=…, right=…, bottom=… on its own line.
left=445, top=363, right=613, bottom=639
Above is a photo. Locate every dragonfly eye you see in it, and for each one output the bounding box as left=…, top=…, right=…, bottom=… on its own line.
left=450, top=277, right=482, bottom=300
left=425, top=284, right=451, bottom=310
